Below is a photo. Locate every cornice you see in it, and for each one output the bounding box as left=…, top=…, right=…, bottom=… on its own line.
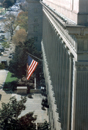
left=40, top=1, right=77, bottom=60
left=65, top=25, right=88, bottom=36
left=40, top=1, right=88, bottom=35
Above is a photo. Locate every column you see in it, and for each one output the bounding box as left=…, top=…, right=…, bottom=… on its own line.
left=74, top=62, right=88, bottom=130
left=58, top=36, right=63, bottom=121
left=60, top=40, right=66, bottom=128
left=63, top=47, right=70, bottom=130
left=71, top=59, right=77, bottom=130
left=67, top=52, right=73, bottom=130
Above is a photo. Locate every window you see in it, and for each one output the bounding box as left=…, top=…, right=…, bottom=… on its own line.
left=34, top=18, right=38, bottom=23
left=34, top=8, right=38, bottom=13
left=34, top=37, right=38, bottom=42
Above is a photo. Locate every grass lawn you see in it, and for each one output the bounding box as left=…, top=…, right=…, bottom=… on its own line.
left=5, top=72, right=18, bottom=83
left=4, top=72, right=18, bottom=91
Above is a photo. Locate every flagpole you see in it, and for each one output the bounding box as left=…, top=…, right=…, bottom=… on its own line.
left=26, top=52, right=43, bottom=62
left=34, top=75, right=36, bottom=90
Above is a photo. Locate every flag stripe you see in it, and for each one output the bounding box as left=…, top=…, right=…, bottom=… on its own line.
left=26, top=57, right=38, bottom=80
left=28, top=60, right=36, bottom=74
left=27, top=60, right=37, bottom=79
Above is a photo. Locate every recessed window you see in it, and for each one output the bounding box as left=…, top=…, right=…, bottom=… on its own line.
left=34, top=8, right=38, bottom=13
left=34, top=18, right=38, bottom=23
left=33, top=25, right=38, bottom=32
left=34, top=37, right=38, bottom=41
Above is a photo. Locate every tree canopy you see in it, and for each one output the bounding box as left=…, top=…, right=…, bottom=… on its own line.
left=9, top=38, right=42, bottom=78
left=4, top=14, right=16, bottom=40
left=12, top=29, right=27, bottom=45
left=0, top=96, right=36, bottom=130
left=2, top=0, right=16, bottom=9
left=15, top=11, right=28, bottom=31
left=38, top=121, right=50, bottom=130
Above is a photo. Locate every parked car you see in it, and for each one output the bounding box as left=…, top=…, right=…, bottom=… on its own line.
left=0, top=35, right=5, bottom=39
left=3, top=52, right=8, bottom=56
left=9, top=54, right=13, bottom=58
left=0, top=30, right=5, bottom=33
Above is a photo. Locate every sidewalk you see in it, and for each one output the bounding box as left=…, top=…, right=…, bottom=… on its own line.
left=12, top=93, right=49, bottom=124
left=0, top=70, right=8, bottom=88
left=0, top=70, right=12, bottom=108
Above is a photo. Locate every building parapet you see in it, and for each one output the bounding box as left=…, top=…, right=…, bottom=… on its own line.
left=41, top=1, right=88, bottom=61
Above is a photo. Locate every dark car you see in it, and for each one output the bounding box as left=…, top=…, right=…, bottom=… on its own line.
left=0, top=30, right=5, bottom=33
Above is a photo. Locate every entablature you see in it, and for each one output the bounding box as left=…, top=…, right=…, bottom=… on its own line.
left=41, top=1, right=77, bottom=60
left=41, top=1, right=88, bottom=62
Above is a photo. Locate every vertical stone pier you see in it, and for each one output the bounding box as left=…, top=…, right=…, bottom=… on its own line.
left=40, top=0, right=88, bottom=130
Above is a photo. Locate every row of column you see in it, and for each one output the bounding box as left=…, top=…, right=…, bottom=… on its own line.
left=42, top=8, right=88, bottom=130
left=75, top=67, right=88, bottom=130
left=41, top=41, right=61, bottom=130
left=42, top=12, right=75, bottom=130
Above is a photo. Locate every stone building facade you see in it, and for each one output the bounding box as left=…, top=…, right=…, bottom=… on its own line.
left=27, top=0, right=42, bottom=50
left=40, top=0, right=88, bottom=130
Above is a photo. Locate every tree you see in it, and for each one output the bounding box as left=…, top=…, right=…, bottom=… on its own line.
left=38, top=121, right=50, bottom=130
left=9, top=45, right=28, bottom=77
left=12, top=29, right=27, bottom=45
left=18, top=112, right=36, bottom=130
left=0, top=0, right=4, bottom=4
left=4, top=14, right=16, bottom=40
left=9, top=38, right=42, bottom=79
left=15, top=11, right=28, bottom=31
left=20, top=2, right=28, bottom=12
left=2, top=0, right=16, bottom=9
left=0, top=96, right=36, bottom=130
left=0, top=63, right=5, bottom=69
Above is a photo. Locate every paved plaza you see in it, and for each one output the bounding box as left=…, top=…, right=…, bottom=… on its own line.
left=0, top=70, right=48, bottom=123
left=12, top=93, right=48, bottom=123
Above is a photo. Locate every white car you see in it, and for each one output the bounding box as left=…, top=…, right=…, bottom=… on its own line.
left=3, top=52, right=8, bottom=56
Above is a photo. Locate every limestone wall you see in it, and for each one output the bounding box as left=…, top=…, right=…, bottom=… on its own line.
left=43, top=0, right=88, bottom=25
left=41, top=1, right=88, bottom=130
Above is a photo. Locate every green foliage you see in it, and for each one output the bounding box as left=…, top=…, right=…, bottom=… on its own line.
left=2, top=41, right=9, bottom=48
left=3, top=72, right=18, bottom=91
left=0, top=96, right=27, bottom=130
left=18, top=112, right=36, bottom=130
left=0, top=51, right=2, bottom=56
left=5, top=72, right=18, bottom=83
left=3, top=81, right=17, bottom=91
left=9, top=45, right=27, bottom=78
left=0, top=96, right=36, bottom=130
left=38, top=121, right=50, bottom=130
left=0, top=63, right=5, bottom=69
left=9, top=38, right=42, bottom=79
left=15, top=11, right=28, bottom=31
left=2, top=0, right=16, bottom=9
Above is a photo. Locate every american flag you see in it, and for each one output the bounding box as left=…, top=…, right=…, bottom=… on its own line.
left=26, top=55, right=38, bottom=80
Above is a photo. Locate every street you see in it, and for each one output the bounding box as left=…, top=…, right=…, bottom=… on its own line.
left=0, top=4, right=21, bottom=66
